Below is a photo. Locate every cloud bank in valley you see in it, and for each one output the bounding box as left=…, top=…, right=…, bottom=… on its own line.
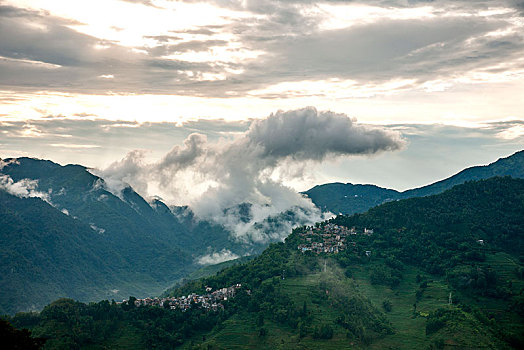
left=94, top=107, right=405, bottom=244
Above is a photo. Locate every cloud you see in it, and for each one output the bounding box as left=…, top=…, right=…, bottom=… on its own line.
left=2, top=113, right=521, bottom=222
left=0, top=174, right=51, bottom=202
left=94, top=107, right=405, bottom=243
left=196, top=249, right=239, bottom=265
left=91, top=150, right=148, bottom=198
left=144, top=40, right=229, bottom=57
left=0, top=117, right=251, bottom=173
left=246, top=108, right=404, bottom=160
left=1, top=1, right=522, bottom=97
left=0, top=4, right=215, bottom=94
left=89, top=223, right=106, bottom=234
left=238, top=16, right=519, bottom=92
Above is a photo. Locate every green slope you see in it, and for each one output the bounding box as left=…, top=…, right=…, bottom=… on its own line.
left=402, top=149, right=524, bottom=198
left=0, top=191, right=123, bottom=315
left=0, top=158, right=196, bottom=314
left=6, top=177, right=523, bottom=349
left=1, top=157, right=249, bottom=314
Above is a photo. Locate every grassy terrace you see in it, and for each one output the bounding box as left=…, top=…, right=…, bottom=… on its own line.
left=183, top=250, right=522, bottom=349
left=182, top=259, right=448, bottom=349
left=352, top=264, right=448, bottom=349
left=192, top=269, right=366, bottom=349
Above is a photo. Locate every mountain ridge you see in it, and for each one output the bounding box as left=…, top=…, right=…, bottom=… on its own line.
left=1, top=150, right=523, bottom=314
left=305, top=149, right=524, bottom=215
left=0, top=157, right=314, bottom=314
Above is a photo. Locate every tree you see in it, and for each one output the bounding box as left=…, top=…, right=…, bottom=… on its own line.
left=256, top=313, right=264, bottom=327
left=302, top=301, right=307, bottom=316
left=382, top=299, right=392, bottom=312
left=122, top=296, right=137, bottom=311
left=0, top=319, right=46, bottom=349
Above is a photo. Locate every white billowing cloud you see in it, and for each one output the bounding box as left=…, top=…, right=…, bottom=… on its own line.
left=89, top=223, right=106, bottom=234
left=90, top=153, right=146, bottom=199
left=0, top=174, right=51, bottom=202
left=94, top=107, right=405, bottom=243
left=196, top=249, right=239, bottom=265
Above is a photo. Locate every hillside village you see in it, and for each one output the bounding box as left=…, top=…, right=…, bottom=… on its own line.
left=120, top=283, right=243, bottom=312
left=297, top=223, right=373, bottom=254
left=119, top=223, right=376, bottom=312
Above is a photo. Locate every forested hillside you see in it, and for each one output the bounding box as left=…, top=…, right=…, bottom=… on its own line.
left=0, top=191, right=128, bottom=315
left=402, top=149, right=524, bottom=198
left=5, top=177, right=523, bottom=349
left=0, top=158, right=194, bottom=314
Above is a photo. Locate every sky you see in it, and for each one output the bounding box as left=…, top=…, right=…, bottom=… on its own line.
left=0, top=0, right=523, bottom=198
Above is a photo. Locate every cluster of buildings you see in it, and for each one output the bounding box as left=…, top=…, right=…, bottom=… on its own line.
left=297, top=223, right=374, bottom=254
left=122, top=283, right=243, bottom=312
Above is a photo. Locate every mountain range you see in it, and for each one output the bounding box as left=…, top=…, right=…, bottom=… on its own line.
left=0, top=158, right=243, bottom=314
left=0, top=150, right=522, bottom=314
left=304, top=150, right=524, bottom=215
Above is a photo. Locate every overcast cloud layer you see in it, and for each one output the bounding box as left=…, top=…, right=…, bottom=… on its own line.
left=0, top=0, right=523, bottom=101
